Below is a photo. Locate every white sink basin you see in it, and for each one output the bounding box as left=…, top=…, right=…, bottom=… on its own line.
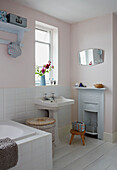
left=35, top=96, right=74, bottom=145
left=35, top=96, right=74, bottom=110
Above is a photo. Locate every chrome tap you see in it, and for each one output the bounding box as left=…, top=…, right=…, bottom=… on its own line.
left=44, top=93, right=48, bottom=100
left=51, top=93, right=55, bottom=100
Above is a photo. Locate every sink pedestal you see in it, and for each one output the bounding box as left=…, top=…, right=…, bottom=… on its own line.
left=49, top=110, right=60, bottom=146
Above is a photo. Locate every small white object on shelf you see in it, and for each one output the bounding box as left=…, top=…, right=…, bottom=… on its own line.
left=75, top=82, right=79, bottom=87
left=0, top=21, right=29, bottom=45
left=74, top=86, right=106, bottom=90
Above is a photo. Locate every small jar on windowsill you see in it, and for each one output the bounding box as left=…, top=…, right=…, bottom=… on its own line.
left=50, top=78, right=56, bottom=85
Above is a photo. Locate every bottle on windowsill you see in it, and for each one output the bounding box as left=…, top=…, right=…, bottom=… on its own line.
left=50, top=78, right=54, bottom=85
left=54, top=80, right=56, bottom=85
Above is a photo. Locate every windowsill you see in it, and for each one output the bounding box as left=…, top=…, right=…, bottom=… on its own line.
left=35, top=84, right=59, bottom=87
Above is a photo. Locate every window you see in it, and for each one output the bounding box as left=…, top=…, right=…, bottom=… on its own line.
left=35, top=21, right=58, bottom=86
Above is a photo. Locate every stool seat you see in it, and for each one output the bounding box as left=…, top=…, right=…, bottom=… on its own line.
left=69, top=129, right=85, bottom=145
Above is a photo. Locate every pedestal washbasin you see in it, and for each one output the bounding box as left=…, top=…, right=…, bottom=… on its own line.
left=35, top=96, right=74, bottom=146
left=35, top=96, right=74, bottom=110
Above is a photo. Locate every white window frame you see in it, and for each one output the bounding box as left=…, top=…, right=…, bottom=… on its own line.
left=35, top=21, right=58, bottom=86
left=35, top=26, right=53, bottom=63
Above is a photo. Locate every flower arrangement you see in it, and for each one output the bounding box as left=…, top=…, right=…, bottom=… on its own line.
left=35, top=60, right=54, bottom=76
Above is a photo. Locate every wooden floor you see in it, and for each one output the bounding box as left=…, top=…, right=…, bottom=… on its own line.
left=53, top=136, right=117, bottom=170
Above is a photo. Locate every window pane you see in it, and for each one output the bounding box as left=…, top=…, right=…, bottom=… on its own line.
left=35, top=42, right=49, bottom=66
left=35, top=29, right=50, bottom=43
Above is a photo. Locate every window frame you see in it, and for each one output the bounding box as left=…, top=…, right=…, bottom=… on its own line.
left=35, top=25, right=54, bottom=85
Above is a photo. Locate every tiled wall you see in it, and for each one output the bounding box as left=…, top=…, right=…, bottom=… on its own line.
left=0, top=86, right=72, bottom=128
left=11, top=128, right=52, bottom=170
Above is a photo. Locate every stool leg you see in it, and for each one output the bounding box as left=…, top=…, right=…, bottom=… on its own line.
left=81, top=135, right=85, bottom=145
left=69, top=134, right=74, bottom=145
left=84, top=134, right=85, bottom=140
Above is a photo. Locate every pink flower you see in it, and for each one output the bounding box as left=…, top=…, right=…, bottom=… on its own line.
left=48, top=60, right=51, bottom=64
left=89, top=61, right=92, bottom=65
left=45, top=64, right=49, bottom=69
left=52, top=65, right=54, bottom=69
left=42, top=67, right=45, bottom=74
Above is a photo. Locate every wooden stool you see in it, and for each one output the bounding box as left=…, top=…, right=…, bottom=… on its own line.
left=69, top=129, right=85, bottom=145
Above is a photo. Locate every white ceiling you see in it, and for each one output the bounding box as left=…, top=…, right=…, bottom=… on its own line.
left=14, top=0, right=117, bottom=23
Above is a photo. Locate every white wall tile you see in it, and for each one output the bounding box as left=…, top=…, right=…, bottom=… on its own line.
left=16, top=112, right=27, bottom=120
left=10, top=135, right=52, bottom=170
left=45, top=152, right=53, bottom=170
left=16, top=161, right=32, bottom=170
left=2, top=86, right=72, bottom=128
left=16, top=88, right=26, bottom=113
left=35, top=87, right=44, bottom=97
left=58, top=106, right=71, bottom=127
left=31, top=137, right=46, bottom=155
left=45, top=135, right=52, bottom=153
left=4, top=113, right=16, bottom=120
left=32, top=154, right=46, bottom=170
left=26, top=87, right=35, bottom=99
left=4, top=88, right=16, bottom=120
left=2, top=86, right=72, bottom=131
left=0, top=89, right=4, bottom=120
left=25, top=110, right=35, bottom=119
left=19, top=142, right=32, bottom=156
left=26, top=98, right=35, bottom=112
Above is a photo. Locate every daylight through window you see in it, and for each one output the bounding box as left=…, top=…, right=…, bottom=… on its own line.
left=35, top=21, right=58, bottom=86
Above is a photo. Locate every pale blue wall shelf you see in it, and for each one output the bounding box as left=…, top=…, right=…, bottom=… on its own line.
left=0, top=22, right=29, bottom=45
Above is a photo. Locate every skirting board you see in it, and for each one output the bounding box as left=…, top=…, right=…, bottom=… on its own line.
left=104, top=131, right=117, bottom=143
left=58, top=126, right=117, bottom=143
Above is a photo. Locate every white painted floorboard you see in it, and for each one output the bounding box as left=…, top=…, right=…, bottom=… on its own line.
left=53, top=136, right=117, bottom=170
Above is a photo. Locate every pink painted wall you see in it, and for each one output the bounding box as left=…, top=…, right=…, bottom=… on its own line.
left=0, top=0, right=71, bottom=87
left=71, top=14, right=113, bottom=133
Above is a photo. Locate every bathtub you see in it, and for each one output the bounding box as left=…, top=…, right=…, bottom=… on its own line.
left=0, top=120, right=36, bottom=141
left=0, top=120, right=52, bottom=170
